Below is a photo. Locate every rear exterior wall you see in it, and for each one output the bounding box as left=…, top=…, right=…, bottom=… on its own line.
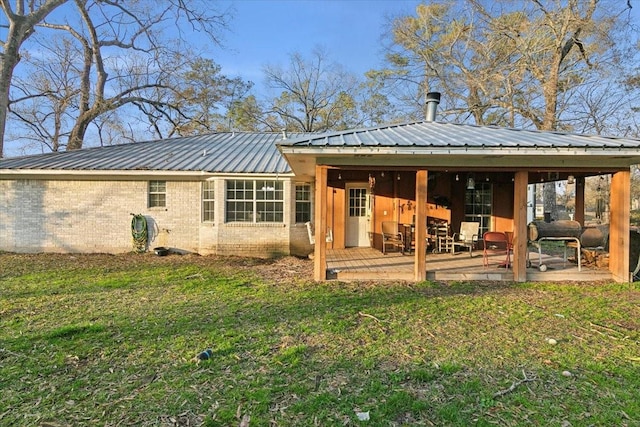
left=0, top=178, right=313, bottom=258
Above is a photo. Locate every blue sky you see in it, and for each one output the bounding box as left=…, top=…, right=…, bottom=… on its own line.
left=212, top=0, right=422, bottom=87
left=209, top=0, right=640, bottom=93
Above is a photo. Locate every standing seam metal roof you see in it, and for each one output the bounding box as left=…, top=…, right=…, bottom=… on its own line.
left=0, top=132, right=311, bottom=173
left=4, top=122, right=640, bottom=174
left=278, top=121, right=640, bottom=149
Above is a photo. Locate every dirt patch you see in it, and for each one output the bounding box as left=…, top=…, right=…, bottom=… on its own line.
left=0, top=252, right=314, bottom=284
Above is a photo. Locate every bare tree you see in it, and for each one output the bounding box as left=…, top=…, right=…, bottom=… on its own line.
left=261, top=49, right=362, bottom=132
left=380, top=0, right=635, bottom=219
left=0, top=0, right=67, bottom=157
left=2, top=0, right=234, bottom=155
left=10, top=36, right=84, bottom=152
left=380, top=0, right=628, bottom=128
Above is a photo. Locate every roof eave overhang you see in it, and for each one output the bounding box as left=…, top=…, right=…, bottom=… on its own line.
left=0, top=169, right=293, bottom=181
left=279, top=146, right=640, bottom=178
left=0, top=169, right=210, bottom=180
left=0, top=169, right=297, bottom=180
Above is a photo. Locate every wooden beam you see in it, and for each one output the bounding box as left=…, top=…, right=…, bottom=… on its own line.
left=609, top=170, right=630, bottom=282
left=414, top=170, right=428, bottom=281
left=314, top=165, right=328, bottom=281
left=513, top=171, right=528, bottom=282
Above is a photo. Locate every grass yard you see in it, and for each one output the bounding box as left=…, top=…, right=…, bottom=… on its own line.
left=1, top=253, right=639, bottom=426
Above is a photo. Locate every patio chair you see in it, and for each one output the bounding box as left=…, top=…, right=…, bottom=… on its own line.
left=483, top=231, right=510, bottom=268
left=430, top=220, right=452, bottom=253
left=452, top=222, right=480, bottom=256
left=306, top=222, right=333, bottom=245
left=382, top=221, right=404, bottom=255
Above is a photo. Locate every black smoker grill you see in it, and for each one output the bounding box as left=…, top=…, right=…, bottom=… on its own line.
left=527, top=220, right=582, bottom=272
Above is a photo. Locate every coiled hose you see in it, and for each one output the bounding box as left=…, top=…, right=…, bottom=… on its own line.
left=131, top=214, right=148, bottom=253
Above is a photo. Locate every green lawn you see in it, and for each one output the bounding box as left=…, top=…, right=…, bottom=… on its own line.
left=1, top=253, right=639, bottom=426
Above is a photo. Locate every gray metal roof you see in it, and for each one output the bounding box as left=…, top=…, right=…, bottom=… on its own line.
left=4, top=122, right=640, bottom=178
left=276, top=121, right=640, bottom=178
left=278, top=121, right=640, bottom=149
left=0, top=132, right=309, bottom=174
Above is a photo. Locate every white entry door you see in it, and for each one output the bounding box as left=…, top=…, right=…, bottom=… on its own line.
left=345, top=184, right=371, bottom=247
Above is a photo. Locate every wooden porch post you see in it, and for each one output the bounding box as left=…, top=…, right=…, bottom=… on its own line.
left=513, top=171, right=528, bottom=282
left=314, top=165, right=328, bottom=281
left=574, top=177, right=585, bottom=225
left=609, top=170, right=630, bottom=282
left=414, top=170, right=428, bottom=281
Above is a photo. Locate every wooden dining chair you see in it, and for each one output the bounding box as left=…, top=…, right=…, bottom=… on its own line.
left=482, top=231, right=510, bottom=268
left=382, top=221, right=404, bottom=255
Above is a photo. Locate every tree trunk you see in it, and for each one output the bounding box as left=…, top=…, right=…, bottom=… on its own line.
left=0, top=0, right=68, bottom=157
left=68, top=111, right=93, bottom=150
left=0, top=16, right=27, bottom=158
left=543, top=182, right=558, bottom=221
left=0, top=49, right=16, bottom=158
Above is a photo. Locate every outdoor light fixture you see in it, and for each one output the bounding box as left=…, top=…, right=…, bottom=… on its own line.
left=338, top=173, right=342, bottom=180
left=397, top=173, right=401, bottom=180
left=455, top=174, right=459, bottom=181
left=567, top=175, right=575, bottom=184
left=466, top=174, right=475, bottom=190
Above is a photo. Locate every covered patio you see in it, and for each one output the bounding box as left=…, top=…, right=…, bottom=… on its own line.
left=279, top=115, right=640, bottom=283
left=325, top=247, right=613, bottom=282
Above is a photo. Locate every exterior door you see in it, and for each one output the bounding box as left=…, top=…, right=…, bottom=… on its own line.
left=465, top=182, right=492, bottom=236
left=345, top=184, right=371, bottom=247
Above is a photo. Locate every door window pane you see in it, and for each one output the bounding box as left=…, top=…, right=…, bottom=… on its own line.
left=349, top=188, right=367, bottom=217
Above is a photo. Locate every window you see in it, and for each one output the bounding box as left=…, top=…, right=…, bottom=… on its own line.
left=465, top=182, right=492, bottom=236
left=226, top=180, right=254, bottom=222
left=202, top=181, right=215, bottom=222
left=256, top=180, right=284, bottom=222
left=226, top=180, right=284, bottom=222
left=148, top=181, right=166, bottom=208
left=295, top=183, right=312, bottom=223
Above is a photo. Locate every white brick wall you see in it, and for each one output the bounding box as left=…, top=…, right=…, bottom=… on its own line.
left=0, top=177, right=313, bottom=257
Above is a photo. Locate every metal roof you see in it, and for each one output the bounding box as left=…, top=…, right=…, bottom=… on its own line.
left=3, top=122, right=640, bottom=178
left=276, top=121, right=640, bottom=178
left=0, top=132, right=309, bottom=174
left=278, top=121, right=640, bottom=149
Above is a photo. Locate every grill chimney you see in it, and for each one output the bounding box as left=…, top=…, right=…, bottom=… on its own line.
left=425, top=92, right=441, bottom=122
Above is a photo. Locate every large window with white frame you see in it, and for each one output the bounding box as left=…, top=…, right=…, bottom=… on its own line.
left=295, top=183, right=312, bottom=223
left=226, top=179, right=284, bottom=222
left=202, top=181, right=215, bottom=222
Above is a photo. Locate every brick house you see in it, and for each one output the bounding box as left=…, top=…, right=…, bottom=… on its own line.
left=0, top=132, right=315, bottom=258
left=2, top=118, right=640, bottom=282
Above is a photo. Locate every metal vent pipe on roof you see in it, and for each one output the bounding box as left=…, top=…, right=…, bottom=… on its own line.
left=425, top=91, right=441, bottom=122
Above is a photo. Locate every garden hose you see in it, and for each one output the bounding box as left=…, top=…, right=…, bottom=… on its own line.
left=131, top=214, right=148, bottom=253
